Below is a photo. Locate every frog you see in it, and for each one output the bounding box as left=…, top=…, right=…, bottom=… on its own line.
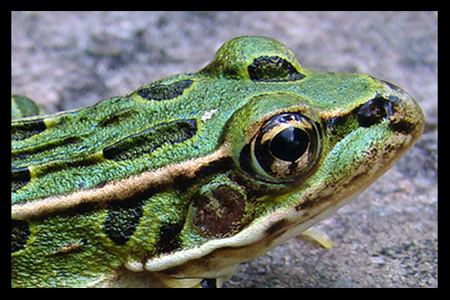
left=11, top=36, right=425, bottom=288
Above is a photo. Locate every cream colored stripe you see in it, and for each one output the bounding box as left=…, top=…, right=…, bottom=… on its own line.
left=12, top=145, right=230, bottom=220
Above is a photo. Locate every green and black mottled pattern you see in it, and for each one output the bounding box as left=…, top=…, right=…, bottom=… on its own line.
left=11, top=167, right=31, bottom=193
left=11, top=66, right=314, bottom=205
left=248, top=56, right=305, bottom=82
left=11, top=36, right=424, bottom=288
left=103, top=119, right=197, bottom=161
left=156, top=221, right=185, bottom=254
left=11, top=220, right=30, bottom=253
left=11, top=78, right=206, bottom=204
left=137, top=79, right=193, bottom=101
left=105, top=198, right=144, bottom=245
left=11, top=118, right=47, bottom=141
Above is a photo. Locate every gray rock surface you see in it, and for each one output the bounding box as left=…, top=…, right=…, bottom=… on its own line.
left=12, top=11, right=437, bottom=288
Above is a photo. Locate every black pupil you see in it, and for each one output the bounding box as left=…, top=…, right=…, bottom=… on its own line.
left=270, top=127, right=309, bottom=162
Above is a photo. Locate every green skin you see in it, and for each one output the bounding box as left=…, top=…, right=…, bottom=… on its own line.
left=11, top=36, right=424, bottom=287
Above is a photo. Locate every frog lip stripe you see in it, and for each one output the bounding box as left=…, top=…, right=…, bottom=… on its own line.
left=144, top=192, right=359, bottom=275
left=145, top=150, right=381, bottom=277
left=11, top=145, right=230, bottom=220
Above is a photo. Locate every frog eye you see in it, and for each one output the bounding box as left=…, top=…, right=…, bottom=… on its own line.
left=242, top=113, right=321, bottom=183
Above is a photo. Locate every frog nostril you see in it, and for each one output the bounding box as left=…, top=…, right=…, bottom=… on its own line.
left=356, top=96, right=394, bottom=127
left=356, top=93, right=424, bottom=136
left=389, top=119, right=417, bottom=134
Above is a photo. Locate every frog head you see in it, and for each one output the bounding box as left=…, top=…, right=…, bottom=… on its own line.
left=145, top=36, right=424, bottom=286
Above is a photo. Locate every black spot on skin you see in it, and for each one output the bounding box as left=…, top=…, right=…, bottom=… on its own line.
left=11, top=167, right=31, bottom=193
left=390, top=120, right=416, bottom=134
left=12, top=135, right=82, bottom=160
left=157, top=221, right=184, bottom=254
left=103, top=119, right=197, bottom=161
left=104, top=197, right=144, bottom=245
left=325, top=115, right=348, bottom=135
left=248, top=56, right=305, bottom=82
left=97, top=107, right=134, bottom=127
left=356, top=96, right=394, bottom=128
left=11, top=118, right=47, bottom=141
left=137, top=79, right=193, bottom=101
left=11, top=219, right=30, bottom=253
left=264, top=219, right=289, bottom=238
